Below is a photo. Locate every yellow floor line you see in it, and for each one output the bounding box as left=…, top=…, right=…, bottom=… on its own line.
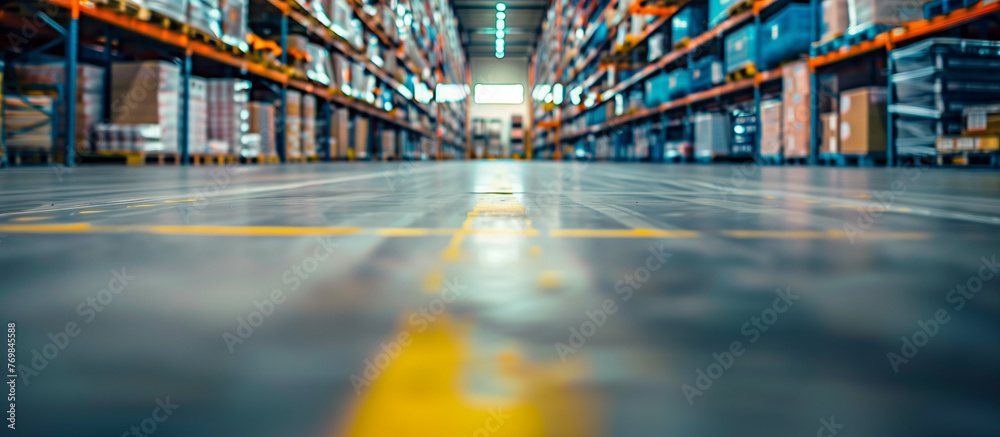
left=126, top=204, right=159, bottom=208
left=11, top=216, right=53, bottom=222
left=79, top=210, right=109, bottom=214
left=0, top=223, right=92, bottom=232
left=550, top=229, right=699, bottom=238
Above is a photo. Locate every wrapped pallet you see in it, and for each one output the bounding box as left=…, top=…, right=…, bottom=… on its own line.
left=187, top=77, right=209, bottom=151
left=219, top=0, right=248, bottom=50
left=821, top=112, right=840, bottom=154
left=305, top=43, right=333, bottom=86
left=285, top=90, right=303, bottom=158
left=821, top=0, right=849, bottom=41
left=354, top=115, right=370, bottom=159
left=205, top=79, right=249, bottom=154
left=132, top=0, right=187, bottom=23
left=781, top=60, right=811, bottom=158
left=247, top=102, right=276, bottom=158
left=110, top=61, right=180, bottom=152
left=694, top=113, right=731, bottom=158
left=846, top=0, right=927, bottom=34
left=189, top=0, right=223, bottom=39
left=16, top=63, right=104, bottom=153
left=94, top=124, right=168, bottom=152
left=301, top=94, right=317, bottom=158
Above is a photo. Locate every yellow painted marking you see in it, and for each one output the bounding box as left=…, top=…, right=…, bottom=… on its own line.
left=850, top=194, right=873, bottom=199
left=550, top=229, right=700, bottom=238
left=722, top=230, right=930, bottom=240
left=163, top=198, right=205, bottom=203
left=141, top=225, right=363, bottom=236
left=12, top=216, right=53, bottom=222
left=537, top=271, right=563, bottom=289
left=377, top=228, right=431, bottom=237
left=527, top=245, right=542, bottom=257
left=764, top=196, right=776, bottom=200
left=422, top=269, right=444, bottom=293
left=0, top=223, right=92, bottom=233
left=126, top=204, right=159, bottom=208
left=802, top=200, right=822, bottom=204
left=333, top=315, right=559, bottom=437
left=897, top=207, right=912, bottom=212
left=79, top=210, right=109, bottom=214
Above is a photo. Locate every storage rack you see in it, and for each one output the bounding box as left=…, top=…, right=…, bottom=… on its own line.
left=529, top=0, right=1000, bottom=166
left=0, top=0, right=470, bottom=166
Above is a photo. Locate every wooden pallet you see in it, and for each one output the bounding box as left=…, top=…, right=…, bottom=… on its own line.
left=727, top=0, right=754, bottom=17
left=784, top=156, right=809, bottom=165
left=936, top=151, right=1000, bottom=167
left=188, top=27, right=242, bottom=55
left=93, top=151, right=180, bottom=165
left=190, top=153, right=236, bottom=165
left=286, top=155, right=308, bottom=163
left=726, top=63, right=757, bottom=83
left=100, top=0, right=186, bottom=33
left=239, top=155, right=280, bottom=164
left=4, top=149, right=56, bottom=166
left=811, top=23, right=897, bottom=56
left=819, top=153, right=888, bottom=167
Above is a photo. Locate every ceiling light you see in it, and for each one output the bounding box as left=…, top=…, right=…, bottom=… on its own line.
left=496, top=11, right=505, bottom=19
left=496, top=3, right=506, bottom=11
left=496, top=30, right=504, bottom=38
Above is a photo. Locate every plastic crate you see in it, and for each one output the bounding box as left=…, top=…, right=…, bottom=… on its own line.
left=759, top=4, right=813, bottom=70
left=691, top=55, right=724, bottom=92
left=666, top=68, right=692, bottom=100
left=709, top=0, right=741, bottom=27
left=644, top=73, right=672, bottom=107
left=671, top=4, right=707, bottom=45
left=724, top=23, right=757, bottom=74
left=890, top=38, right=1000, bottom=73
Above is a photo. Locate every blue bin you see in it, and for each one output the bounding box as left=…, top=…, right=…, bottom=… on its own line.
left=759, top=4, right=813, bottom=70
left=671, top=4, right=707, bottom=45
left=709, top=0, right=740, bottom=27
left=666, top=68, right=692, bottom=99
left=724, top=23, right=757, bottom=74
left=644, top=73, right=671, bottom=107
left=690, top=55, right=724, bottom=92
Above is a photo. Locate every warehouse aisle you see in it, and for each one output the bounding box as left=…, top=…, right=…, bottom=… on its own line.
left=2, top=161, right=999, bottom=436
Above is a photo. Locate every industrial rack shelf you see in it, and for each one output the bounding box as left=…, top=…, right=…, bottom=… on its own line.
left=0, top=0, right=469, bottom=166
left=530, top=0, right=1000, bottom=165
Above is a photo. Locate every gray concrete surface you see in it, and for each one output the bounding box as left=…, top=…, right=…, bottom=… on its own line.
left=0, top=161, right=998, bottom=436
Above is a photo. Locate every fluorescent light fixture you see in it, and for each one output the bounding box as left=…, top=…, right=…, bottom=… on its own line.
left=474, top=84, right=523, bottom=104
left=497, top=11, right=505, bottom=19
left=495, top=51, right=504, bottom=58
left=553, top=83, right=564, bottom=104
left=435, top=84, right=466, bottom=103
left=496, top=30, right=505, bottom=38
left=496, top=3, right=506, bottom=11
left=497, top=20, right=505, bottom=30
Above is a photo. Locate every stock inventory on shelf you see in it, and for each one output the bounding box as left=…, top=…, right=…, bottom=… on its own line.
left=529, top=0, right=1000, bottom=167
left=0, top=0, right=470, bottom=166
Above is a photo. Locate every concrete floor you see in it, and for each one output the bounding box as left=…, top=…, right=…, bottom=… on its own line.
left=1, top=161, right=999, bottom=436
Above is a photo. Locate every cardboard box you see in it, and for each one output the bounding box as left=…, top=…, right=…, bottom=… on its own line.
left=353, top=115, right=369, bottom=159
left=963, top=105, right=1000, bottom=135
left=332, top=107, right=349, bottom=159
left=301, top=94, right=316, bottom=157
left=760, top=99, right=783, bottom=156
left=937, top=136, right=1000, bottom=152
left=839, top=86, right=888, bottom=154
left=781, top=60, right=811, bottom=157
left=820, top=112, right=840, bottom=154
left=248, top=102, right=275, bottom=157
left=285, top=90, right=302, bottom=158
left=821, top=0, right=849, bottom=41
left=110, top=61, right=180, bottom=152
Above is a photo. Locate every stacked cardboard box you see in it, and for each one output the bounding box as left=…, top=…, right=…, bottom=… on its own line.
left=760, top=99, right=783, bottom=156
left=110, top=61, right=180, bottom=152
left=381, top=129, right=397, bottom=161
left=332, top=107, right=350, bottom=159
left=3, top=96, right=55, bottom=151
left=821, top=0, right=849, bottom=41
left=839, top=87, right=888, bottom=154
left=301, top=94, right=317, bottom=157
left=286, top=90, right=303, bottom=158
left=353, top=116, right=370, bottom=159
left=132, top=0, right=187, bottom=23
left=188, top=77, right=209, bottom=152
left=206, top=79, right=249, bottom=154
left=821, top=113, right=840, bottom=154
left=248, top=102, right=275, bottom=157
left=16, top=63, right=104, bottom=153
left=781, top=60, right=811, bottom=157
left=305, top=43, right=333, bottom=86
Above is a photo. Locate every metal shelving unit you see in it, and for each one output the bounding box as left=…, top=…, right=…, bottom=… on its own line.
left=0, top=0, right=470, bottom=166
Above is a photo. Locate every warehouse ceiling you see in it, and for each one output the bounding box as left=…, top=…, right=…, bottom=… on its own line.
left=453, top=0, right=548, bottom=58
